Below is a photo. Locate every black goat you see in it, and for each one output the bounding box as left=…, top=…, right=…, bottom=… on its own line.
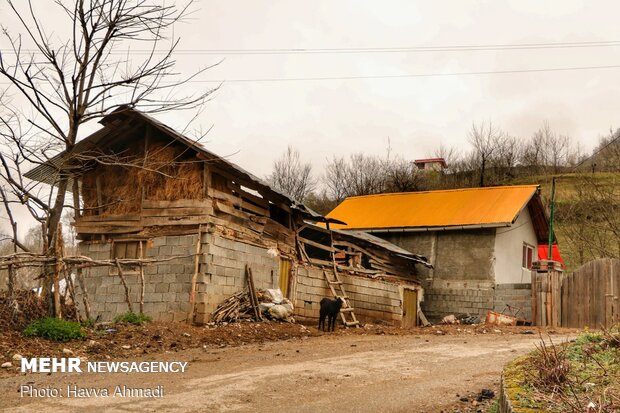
left=319, top=297, right=345, bottom=332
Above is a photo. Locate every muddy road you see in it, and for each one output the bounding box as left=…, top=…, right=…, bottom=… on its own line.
left=0, top=330, right=574, bottom=413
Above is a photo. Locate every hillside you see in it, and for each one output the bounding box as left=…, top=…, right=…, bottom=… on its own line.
left=509, top=172, right=620, bottom=272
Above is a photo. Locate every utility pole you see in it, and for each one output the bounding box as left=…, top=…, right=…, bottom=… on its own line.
left=547, top=176, right=556, bottom=261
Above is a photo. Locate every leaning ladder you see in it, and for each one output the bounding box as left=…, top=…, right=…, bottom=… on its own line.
left=322, top=269, right=359, bottom=327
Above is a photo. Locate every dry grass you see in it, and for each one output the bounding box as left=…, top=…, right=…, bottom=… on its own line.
left=82, top=140, right=203, bottom=215
left=506, top=329, right=620, bottom=412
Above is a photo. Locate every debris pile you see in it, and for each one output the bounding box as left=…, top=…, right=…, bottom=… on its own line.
left=211, top=288, right=294, bottom=324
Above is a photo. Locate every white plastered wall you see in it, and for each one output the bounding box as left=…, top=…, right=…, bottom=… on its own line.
left=493, top=207, right=538, bottom=284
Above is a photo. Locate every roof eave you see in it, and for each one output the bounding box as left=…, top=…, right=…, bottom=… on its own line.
left=338, top=223, right=511, bottom=233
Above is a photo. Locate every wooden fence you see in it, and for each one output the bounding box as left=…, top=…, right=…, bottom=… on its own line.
left=561, top=258, right=620, bottom=328
left=531, top=270, right=563, bottom=327
left=534, top=258, right=620, bottom=328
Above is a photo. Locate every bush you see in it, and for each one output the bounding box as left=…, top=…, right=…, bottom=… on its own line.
left=113, top=312, right=152, bottom=325
left=23, top=317, right=86, bottom=342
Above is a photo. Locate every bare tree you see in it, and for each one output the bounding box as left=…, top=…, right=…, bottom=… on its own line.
left=523, top=121, right=574, bottom=174
left=468, top=121, right=501, bottom=187
left=267, top=146, right=316, bottom=201
left=432, top=143, right=460, bottom=173
left=491, top=133, right=521, bottom=182
left=324, top=155, right=350, bottom=202
left=385, top=156, right=423, bottom=192
left=0, top=0, right=216, bottom=315
left=591, top=129, right=620, bottom=172
left=324, top=153, right=388, bottom=201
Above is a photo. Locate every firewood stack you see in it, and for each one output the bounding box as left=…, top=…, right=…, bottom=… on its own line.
left=211, top=289, right=256, bottom=323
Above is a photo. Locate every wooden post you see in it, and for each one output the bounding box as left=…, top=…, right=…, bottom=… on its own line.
left=246, top=265, right=262, bottom=321
left=53, top=224, right=64, bottom=319
left=65, top=266, right=81, bottom=322
left=139, top=241, right=145, bottom=315
left=95, top=175, right=103, bottom=215
left=76, top=267, right=91, bottom=320
left=187, top=226, right=202, bottom=324
left=7, top=264, right=14, bottom=301
left=115, top=258, right=133, bottom=313
left=203, top=163, right=212, bottom=198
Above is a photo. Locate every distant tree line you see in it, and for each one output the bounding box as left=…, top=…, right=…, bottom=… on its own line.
left=266, top=122, right=620, bottom=270
left=266, top=120, right=614, bottom=214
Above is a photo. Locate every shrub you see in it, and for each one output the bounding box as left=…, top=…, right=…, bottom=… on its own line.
left=23, top=317, right=86, bottom=342
left=113, top=312, right=152, bottom=325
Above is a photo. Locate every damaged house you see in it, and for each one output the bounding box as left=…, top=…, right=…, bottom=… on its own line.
left=25, top=107, right=430, bottom=327
left=326, top=186, right=554, bottom=322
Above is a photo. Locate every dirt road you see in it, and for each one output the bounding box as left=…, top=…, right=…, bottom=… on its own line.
left=1, top=331, right=572, bottom=413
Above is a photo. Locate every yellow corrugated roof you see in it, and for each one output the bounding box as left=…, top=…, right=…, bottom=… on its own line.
left=326, top=185, right=540, bottom=230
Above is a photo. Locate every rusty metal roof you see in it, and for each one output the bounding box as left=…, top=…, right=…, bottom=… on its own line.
left=326, top=185, right=542, bottom=231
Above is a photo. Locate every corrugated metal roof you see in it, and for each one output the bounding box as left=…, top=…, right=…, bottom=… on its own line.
left=325, top=185, right=540, bottom=230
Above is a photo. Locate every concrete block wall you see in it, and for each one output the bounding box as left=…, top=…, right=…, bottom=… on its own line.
left=193, top=233, right=279, bottom=323
left=421, top=280, right=495, bottom=321
left=493, top=283, right=532, bottom=322
left=294, top=266, right=409, bottom=325
left=77, top=235, right=196, bottom=322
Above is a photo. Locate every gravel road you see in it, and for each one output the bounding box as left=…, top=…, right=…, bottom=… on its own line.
left=1, top=331, right=573, bottom=413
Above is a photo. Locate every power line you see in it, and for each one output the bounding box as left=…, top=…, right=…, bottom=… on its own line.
left=186, top=63, right=620, bottom=83
left=567, top=130, right=620, bottom=172
left=1, top=63, right=619, bottom=86
left=5, top=40, right=620, bottom=55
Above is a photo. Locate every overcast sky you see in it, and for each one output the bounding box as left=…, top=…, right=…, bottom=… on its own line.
left=171, top=0, right=620, bottom=177
left=2, top=0, right=620, bottom=235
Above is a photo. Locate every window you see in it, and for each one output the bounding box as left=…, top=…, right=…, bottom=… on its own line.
left=113, top=241, right=141, bottom=259
left=522, top=243, right=534, bottom=269
left=110, top=240, right=144, bottom=274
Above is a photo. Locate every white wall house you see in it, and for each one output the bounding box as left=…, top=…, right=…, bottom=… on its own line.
left=325, top=185, right=553, bottom=322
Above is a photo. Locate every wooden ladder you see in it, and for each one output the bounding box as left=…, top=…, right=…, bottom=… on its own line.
left=323, top=269, right=359, bottom=327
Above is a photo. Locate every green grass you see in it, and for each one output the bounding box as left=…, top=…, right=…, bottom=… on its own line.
left=486, top=401, right=500, bottom=413
left=113, top=312, right=152, bottom=325
left=503, top=328, right=620, bottom=412
left=23, top=317, right=86, bottom=342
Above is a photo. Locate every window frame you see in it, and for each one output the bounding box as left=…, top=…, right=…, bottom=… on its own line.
left=522, top=242, right=534, bottom=270
left=109, top=240, right=145, bottom=275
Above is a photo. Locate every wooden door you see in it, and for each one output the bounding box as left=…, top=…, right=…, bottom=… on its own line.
left=402, top=289, right=418, bottom=328
left=279, top=259, right=291, bottom=298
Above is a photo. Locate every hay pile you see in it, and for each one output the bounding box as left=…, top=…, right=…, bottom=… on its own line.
left=82, top=140, right=203, bottom=216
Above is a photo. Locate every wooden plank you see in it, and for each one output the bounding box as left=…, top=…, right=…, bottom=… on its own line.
left=78, top=214, right=140, bottom=222
left=209, top=187, right=242, bottom=206
left=605, top=260, right=613, bottom=329
left=75, top=219, right=142, bottom=227
left=141, top=216, right=211, bottom=227
left=203, top=162, right=211, bottom=198
left=141, top=207, right=213, bottom=217
left=142, top=199, right=212, bottom=209
left=73, top=225, right=144, bottom=234
left=298, top=237, right=334, bottom=253
left=213, top=199, right=248, bottom=219
left=227, top=181, right=270, bottom=208
left=308, top=257, right=335, bottom=267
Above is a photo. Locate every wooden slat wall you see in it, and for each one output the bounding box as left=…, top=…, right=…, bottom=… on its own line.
left=552, top=258, right=620, bottom=329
